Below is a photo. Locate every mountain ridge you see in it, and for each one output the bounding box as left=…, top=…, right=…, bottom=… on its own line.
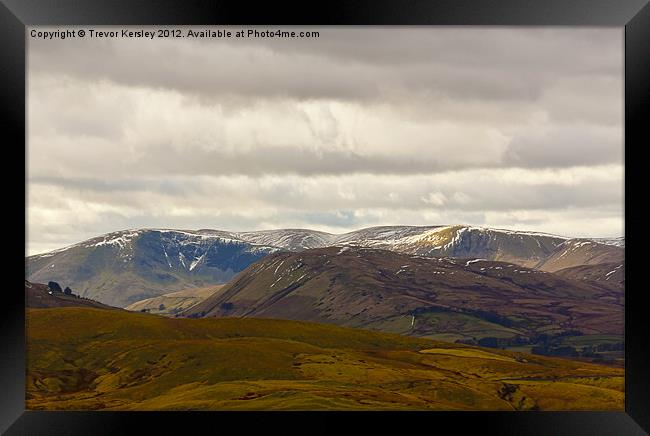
left=30, top=225, right=625, bottom=257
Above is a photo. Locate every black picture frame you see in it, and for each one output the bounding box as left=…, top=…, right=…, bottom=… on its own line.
left=3, top=0, right=649, bottom=434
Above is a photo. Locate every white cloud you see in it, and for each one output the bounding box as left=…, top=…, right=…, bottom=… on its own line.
left=422, top=192, right=447, bottom=206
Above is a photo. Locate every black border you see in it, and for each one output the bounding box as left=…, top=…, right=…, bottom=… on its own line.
left=3, top=0, right=649, bottom=434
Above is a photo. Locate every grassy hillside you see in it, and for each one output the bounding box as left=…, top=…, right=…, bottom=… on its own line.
left=27, top=307, right=623, bottom=411
left=125, top=285, right=223, bottom=316
left=25, top=281, right=117, bottom=310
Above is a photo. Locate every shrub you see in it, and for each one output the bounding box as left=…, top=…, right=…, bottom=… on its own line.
left=48, top=281, right=63, bottom=293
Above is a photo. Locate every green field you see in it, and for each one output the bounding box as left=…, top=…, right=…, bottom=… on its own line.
left=26, top=307, right=624, bottom=411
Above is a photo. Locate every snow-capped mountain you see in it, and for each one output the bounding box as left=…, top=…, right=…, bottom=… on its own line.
left=233, top=226, right=623, bottom=270
left=26, top=229, right=279, bottom=308
left=330, top=225, right=569, bottom=267
left=589, top=237, right=625, bottom=248
left=233, top=229, right=335, bottom=251
left=231, top=225, right=569, bottom=265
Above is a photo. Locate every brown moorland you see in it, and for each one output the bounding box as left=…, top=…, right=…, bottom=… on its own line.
left=27, top=307, right=623, bottom=411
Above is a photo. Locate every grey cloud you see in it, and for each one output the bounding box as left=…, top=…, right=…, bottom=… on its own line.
left=28, top=28, right=621, bottom=104
left=504, top=125, right=623, bottom=168
left=27, top=132, right=621, bottom=177
left=29, top=175, right=196, bottom=196
left=125, top=145, right=491, bottom=177
left=28, top=167, right=623, bottom=215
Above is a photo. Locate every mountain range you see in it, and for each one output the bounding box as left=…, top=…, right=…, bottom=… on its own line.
left=26, top=225, right=624, bottom=308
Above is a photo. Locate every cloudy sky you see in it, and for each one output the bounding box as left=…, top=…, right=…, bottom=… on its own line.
left=27, top=27, right=623, bottom=255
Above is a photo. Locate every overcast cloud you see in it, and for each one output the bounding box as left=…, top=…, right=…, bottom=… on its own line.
left=27, top=27, right=623, bottom=255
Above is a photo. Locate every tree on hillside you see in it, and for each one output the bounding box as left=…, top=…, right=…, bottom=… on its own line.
left=64, top=286, right=73, bottom=295
left=48, top=281, right=63, bottom=293
left=159, top=304, right=166, bottom=311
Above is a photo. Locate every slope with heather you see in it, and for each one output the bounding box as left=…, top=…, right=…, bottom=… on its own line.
left=553, top=262, right=624, bottom=292
left=185, top=247, right=623, bottom=360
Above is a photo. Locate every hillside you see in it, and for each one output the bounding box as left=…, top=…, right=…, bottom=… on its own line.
left=125, top=285, right=224, bottom=316
left=26, top=229, right=278, bottom=307
left=25, top=281, right=116, bottom=310
left=185, top=247, right=623, bottom=360
left=26, top=307, right=623, bottom=411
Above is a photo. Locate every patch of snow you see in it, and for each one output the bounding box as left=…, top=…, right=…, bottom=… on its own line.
left=189, top=253, right=206, bottom=271
left=163, top=248, right=172, bottom=268
left=178, top=253, right=187, bottom=269
left=465, top=259, right=486, bottom=266
left=605, top=264, right=622, bottom=280
left=274, top=260, right=285, bottom=275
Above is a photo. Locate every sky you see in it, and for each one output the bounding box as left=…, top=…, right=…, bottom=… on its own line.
left=27, top=27, right=624, bottom=255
